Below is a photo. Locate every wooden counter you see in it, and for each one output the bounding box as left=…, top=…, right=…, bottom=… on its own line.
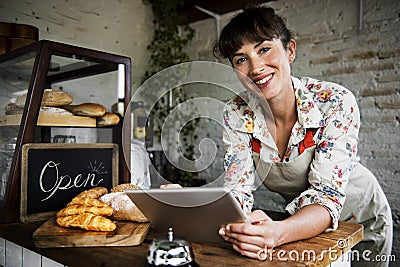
left=0, top=219, right=363, bottom=267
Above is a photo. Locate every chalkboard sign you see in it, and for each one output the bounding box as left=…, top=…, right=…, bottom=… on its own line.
left=20, top=143, right=119, bottom=222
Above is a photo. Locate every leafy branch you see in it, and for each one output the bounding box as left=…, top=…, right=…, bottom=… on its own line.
left=142, top=0, right=200, bottom=186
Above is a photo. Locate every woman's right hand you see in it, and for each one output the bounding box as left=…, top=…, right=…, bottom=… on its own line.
left=218, top=210, right=278, bottom=260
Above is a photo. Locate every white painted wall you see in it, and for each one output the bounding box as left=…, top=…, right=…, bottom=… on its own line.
left=0, top=0, right=153, bottom=90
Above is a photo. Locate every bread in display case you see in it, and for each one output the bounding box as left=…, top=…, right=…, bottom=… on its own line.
left=0, top=40, right=131, bottom=223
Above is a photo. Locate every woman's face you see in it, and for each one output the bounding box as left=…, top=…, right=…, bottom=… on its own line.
left=232, top=38, right=296, bottom=101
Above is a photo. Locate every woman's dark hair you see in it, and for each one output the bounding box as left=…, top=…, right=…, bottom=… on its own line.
left=213, top=7, right=293, bottom=62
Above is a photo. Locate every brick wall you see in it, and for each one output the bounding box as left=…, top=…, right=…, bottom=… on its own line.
left=188, top=0, right=400, bottom=263
left=0, top=0, right=153, bottom=89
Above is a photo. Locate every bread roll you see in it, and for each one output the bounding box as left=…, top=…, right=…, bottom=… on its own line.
left=99, top=192, right=149, bottom=222
left=15, top=89, right=73, bottom=107
left=64, top=103, right=106, bottom=117
left=96, top=112, right=120, bottom=126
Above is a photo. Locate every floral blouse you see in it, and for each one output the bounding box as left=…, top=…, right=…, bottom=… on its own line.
left=222, top=76, right=360, bottom=229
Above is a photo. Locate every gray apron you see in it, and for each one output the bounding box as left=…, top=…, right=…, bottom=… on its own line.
left=253, top=146, right=393, bottom=267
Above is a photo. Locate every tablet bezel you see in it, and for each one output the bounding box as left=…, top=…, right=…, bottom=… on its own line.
left=125, top=187, right=248, bottom=243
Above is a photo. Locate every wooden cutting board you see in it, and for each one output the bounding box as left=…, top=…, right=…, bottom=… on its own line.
left=33, top=217, right=150, bottom=248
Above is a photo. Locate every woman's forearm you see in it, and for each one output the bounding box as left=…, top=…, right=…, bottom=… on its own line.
left=275, top=204, right=332, bottom=246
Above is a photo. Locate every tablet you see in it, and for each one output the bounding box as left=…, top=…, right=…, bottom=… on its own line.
left=125, top=187, right=248, bottom=243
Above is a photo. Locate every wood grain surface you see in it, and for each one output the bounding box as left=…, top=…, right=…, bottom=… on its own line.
left=0, top=114, right=96, bottom=127
left=33, top=217, right=150, bottom=248
left=1, top=219, right=363, bottom=267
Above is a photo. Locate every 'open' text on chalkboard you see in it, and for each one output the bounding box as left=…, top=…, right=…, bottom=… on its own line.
left=21, top=143, right=118, bottom=222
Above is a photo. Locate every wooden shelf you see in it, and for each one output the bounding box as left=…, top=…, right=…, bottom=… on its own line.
left=0, top=40, right=132, bottom=223
left=0, top=114, right=96, bottom=127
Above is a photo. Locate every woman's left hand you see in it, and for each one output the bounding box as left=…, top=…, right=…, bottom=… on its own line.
left=218, top=209, right=282, bottom=260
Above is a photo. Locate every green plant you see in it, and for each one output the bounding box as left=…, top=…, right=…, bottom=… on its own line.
left=142, top=0, right=194, bottom=79
left=142, top=0, right=200, bottom=186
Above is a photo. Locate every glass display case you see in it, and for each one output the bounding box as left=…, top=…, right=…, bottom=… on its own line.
left=0, top=40, right=131, bottom=223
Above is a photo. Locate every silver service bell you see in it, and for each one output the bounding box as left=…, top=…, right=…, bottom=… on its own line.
left=146, top=227, right=199, bottom=267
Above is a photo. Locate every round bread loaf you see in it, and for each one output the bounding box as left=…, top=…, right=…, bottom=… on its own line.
left=99, top=192, right=149, bottom=222
left=42, top=89, right=73, bottom=106
left=96, top=112, right=120, bottom=126
left=111, top=183, right=141, bottom=193
left=64, top=103, right=106, bottom=117
left=15, top=89, right=73, bottom=107
left=5, top=103, right=73, bottom=116
left=39, top=106, right=73, bottom=116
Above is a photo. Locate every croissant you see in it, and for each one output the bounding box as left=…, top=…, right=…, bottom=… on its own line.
left=74, top=187, right=108, bottom=199
left=57, top=204, right=113, bottom=217
left=68, top=197, right=109, bottom=208
left=56, top=213, right=116, bottom=231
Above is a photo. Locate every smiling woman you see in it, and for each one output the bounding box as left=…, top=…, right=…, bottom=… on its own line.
left=213, top=6, right=393, bottom=267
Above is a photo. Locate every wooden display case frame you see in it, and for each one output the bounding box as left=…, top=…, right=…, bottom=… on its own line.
left=0, top=40, right=132, bottom=223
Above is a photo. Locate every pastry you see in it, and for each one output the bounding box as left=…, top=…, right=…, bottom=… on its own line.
left=56, top=204, right=113, bottom=217
left=64, top=103, right=106, bottom=117
left=96, top=112, right=120, bottom=126
left=56, top=213, right=116, bottom=231
left=15, top=89, right=73, bottom=107
left=74, top=187, right=108, bottom=199
left=99, top=192, right=149, bottom=222
left=56, top=187, right=116, bottom=232
left=68, top=197, right=110, bottom=208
